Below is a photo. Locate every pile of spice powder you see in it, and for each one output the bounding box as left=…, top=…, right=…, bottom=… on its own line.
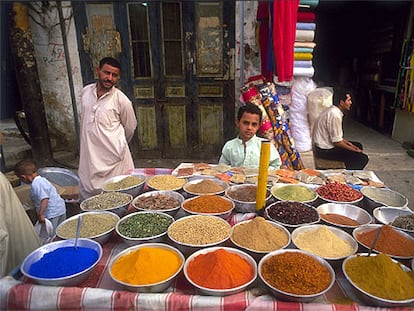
left=271, top=185, right=316, bottom=202
left=104, top=176, right=145, bottom=191
left=185, top=179, right=225, bottom=194
left=232, top=217, right=289, bottom=252
left=293, top=225, right=355, bottom=258
left=261, top=251, right=332, bottom=295
left=147, top=175, right=186, bottom=190
left=183, top=195, right=233, bottom=213
left=57, top=213, right=118, bottom=238
left=320, top=213, right=360, bottom=226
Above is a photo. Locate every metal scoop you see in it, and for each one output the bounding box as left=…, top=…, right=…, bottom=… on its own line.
left=74, top=215, right=82, bottom=249
left=367, top=226, right=382, bottom=256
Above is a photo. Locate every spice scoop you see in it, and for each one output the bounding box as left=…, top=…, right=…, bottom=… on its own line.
left=74, top=215, right=82, bottom=249
left=367, top=225, right=382, bottom=256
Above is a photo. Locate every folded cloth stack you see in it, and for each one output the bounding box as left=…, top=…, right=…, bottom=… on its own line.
left=294, top=3, right=318, bottom=78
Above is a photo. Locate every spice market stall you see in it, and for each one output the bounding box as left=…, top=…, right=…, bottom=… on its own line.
left=1, top=166, right=414, bottom=310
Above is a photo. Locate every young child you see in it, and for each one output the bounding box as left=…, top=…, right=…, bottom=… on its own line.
left=14, top=159, right=66, bottom=236
left=219, top=103, right=282, bottom=169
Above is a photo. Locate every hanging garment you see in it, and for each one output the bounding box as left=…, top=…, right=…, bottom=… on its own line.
left=257, top=1, right=273, bottom=81
left=273, top=0, right=299, bottom=82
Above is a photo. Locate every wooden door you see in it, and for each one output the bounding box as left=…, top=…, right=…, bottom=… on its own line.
left=74, top=1, right=235, bottom=159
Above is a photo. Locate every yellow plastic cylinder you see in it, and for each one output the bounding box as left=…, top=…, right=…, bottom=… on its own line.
left=256, top=140, right=270, bottom=210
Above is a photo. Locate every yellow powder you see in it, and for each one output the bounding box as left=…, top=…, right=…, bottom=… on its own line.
left=111, top=247, right=182, bottom=285
left=293, top=225, right=354, bottom=258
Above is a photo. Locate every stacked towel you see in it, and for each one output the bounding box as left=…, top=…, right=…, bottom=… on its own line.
left=293, top=0, right=318, bottom=78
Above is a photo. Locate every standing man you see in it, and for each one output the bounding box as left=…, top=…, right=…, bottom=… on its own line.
left=312, top=88, right=369, bottom=170
left=78, top=57, right=137, bottom=200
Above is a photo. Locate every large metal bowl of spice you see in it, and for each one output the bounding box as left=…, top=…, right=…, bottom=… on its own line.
left=225, top=184, right=272, bottom=213
left=343, top=253, right=414, bottom=307
left=132, top=190, right=185, bottom=217
left=270, top=184, right=318, bottom=204
left=21, top=238, right=102, bottom=287
left=230, top=216, right=291, bottom=262
left=353, top=224, right=414, bottom=260
left=291, top=224, right=358, bottom=264
left=181, top=195, right=235, bottom=219
left=373, top=206, right=414, bottom=235
left=258, top=249, right=335, bottom=303
left=115, top=211, right=174, bottom=246
left=102, top=174, right=146, bottom=198
left=317, top=203, right=373, bottom=234
left=361, top=186, right=408, bottom=210
left=316, top=182, right=363, bottom=205
left=56, top=211, right=119, bottom=244
left=183, top=246, right=257, bottom=296
left=167, top=215, right=232, bottom=257
left=109, top=243, right=185, bottom=293
left=183, top=177, right=228, bottom=196
left=80, top=192, right=133, bottom=217
left=264, top=201, right=320, bottom=232
left=146, top=174, right=186, bottom=191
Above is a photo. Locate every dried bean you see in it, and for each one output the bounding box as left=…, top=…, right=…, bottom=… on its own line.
left=266, top=201, right=319, bottom=225
left=316, top=182, right=362, bottom=202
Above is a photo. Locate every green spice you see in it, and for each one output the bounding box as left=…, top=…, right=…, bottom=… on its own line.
left=272, top=185, right=316, bottom=202
left=118, top=213, right=173, bottom=238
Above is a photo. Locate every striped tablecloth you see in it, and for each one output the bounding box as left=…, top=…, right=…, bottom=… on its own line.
left=1, top=168, right=412, bottom=311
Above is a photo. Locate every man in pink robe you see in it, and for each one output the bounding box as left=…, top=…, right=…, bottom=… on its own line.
left=78, top=57, right=137, bottom=200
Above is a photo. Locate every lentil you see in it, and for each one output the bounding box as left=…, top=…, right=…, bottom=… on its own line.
left=391, top=214, right=414, bottom=231
left=232, top=217, right=289, bottom=252
left=168, top=215, right=231, bottom=245
left=103, top=176, right=145, bottom=191
left=81, top=192, right=131, bottom=211
left=320, top=213, right=360, bottom=226
left=57, top=213, right=118, bottom=238
left=261, top=251, right=332, bottom=295
left=135, top=193, right=180, bottom=210
left=356, top=225, right=414, bottom=257
left=271, top=185, right=316, bottom=202
left=293, top=225, right=355, bottom=258
left=266, top=201, right=319, bottom=225
left=147, top=175, right=186, bottom=190
left=118, top=213, right=173, bottom=238
left=185, top=179, right=225, bottom=194
left=344, top=253, right=414, bottom=300
left=183, top=195, right=233, bottom=214
left=317, top=182, right=363, bottom=202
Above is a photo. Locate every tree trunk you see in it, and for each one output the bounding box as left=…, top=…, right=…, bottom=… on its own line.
left=9, top=2, right=54, bottom=167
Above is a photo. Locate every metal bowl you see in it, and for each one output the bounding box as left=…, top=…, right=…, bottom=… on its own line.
left=80, top=192, right=133, bottom=217
left=56, top=211, right=119, bottom=244
left=38, top=167, right=79, bottom=186
left=317, top=203, right=373, bottom=233
left=270, top=184, right=318, bottom=204
left=102, top=174, right=146, bottom=198
left=230, top=219, right=291, bottom=262
left=316, top=184, right=363, bottom=205
left=167, top=215, right=232, bottom=257
left=264, top=201, right=320, bottom=232
left=183, top=246, right=257, bottom=296
left=343, top=253, right=414, bottom=307
left=224, top=184, right=272, bottom=213
left=132, top=190, right=184, bottom=217
left=20, top=238, right=102, bottom=286
left=373, top=206, right=414, bottom=235
left=353, top=224, right=414, bottom=260
left=258, top=249, right=335, bottom=302
left=115, top=211, right=174, bottom=246
left=291, top=224, right=358, bottom=263
left=109, top=243, right=184, bottom=293
left=361, top=186, right=408, bottom=209
left=181, top=195, right=235, bottom=219
left=146, top=174, right=187, bottom=191
left=183, top=177, right=228, bottom=196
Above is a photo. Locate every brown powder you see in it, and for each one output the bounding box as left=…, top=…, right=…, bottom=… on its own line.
left=320, top=213, right=360, bottom=226
left=186, top=179, right=224, bottom=194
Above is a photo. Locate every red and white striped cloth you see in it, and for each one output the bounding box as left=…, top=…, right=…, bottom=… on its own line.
left=1, top=168, right=411, bottom=310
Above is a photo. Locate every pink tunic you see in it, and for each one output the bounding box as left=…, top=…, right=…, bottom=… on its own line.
left=78, top=84, right=137, bottom=200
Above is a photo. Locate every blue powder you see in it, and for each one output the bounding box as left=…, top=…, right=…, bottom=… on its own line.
left=28, top=246, right=99, bottom=278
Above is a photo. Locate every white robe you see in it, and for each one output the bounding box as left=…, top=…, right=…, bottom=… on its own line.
left=78, top=83, right=137, bottom=200
left=0, top=172, right=41, bottom=277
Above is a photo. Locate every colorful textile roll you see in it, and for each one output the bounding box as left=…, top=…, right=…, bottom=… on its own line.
left=299, top=0, right=319, bottom=7
left=297, top=11, right=315, bottom=22
left=294, top=47, right=313, bottom=53
left=294, top=60, right=312, bottom=68
left=294, top=66, right=315, bottom=77
left=294, top=41, right=316, bottom=48
left=296, top=29, right=315, bottom=42
left=296, top=22, right=316, bottom=30
left=294, top=52, right=313, bottom=61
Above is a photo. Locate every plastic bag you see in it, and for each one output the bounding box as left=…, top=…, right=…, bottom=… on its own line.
left=34, top=218, right=54, bottom=245
left=307, top=87, right=333, bottom=133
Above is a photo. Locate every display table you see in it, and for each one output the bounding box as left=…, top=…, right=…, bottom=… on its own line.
left=1, top=168, right=412, bottom=311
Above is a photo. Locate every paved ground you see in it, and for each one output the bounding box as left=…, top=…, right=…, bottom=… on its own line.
left=1, top=117, right=413, bottom=207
